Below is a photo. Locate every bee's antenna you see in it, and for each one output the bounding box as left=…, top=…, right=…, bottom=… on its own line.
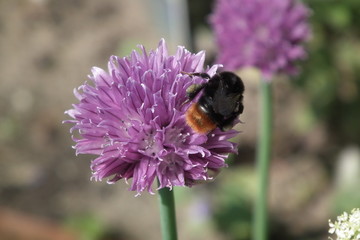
left=181, top=71, right=211, bottom=80
left=181, top=71, right=192, bottom=76
left=180, top=99, right=191, bottom=107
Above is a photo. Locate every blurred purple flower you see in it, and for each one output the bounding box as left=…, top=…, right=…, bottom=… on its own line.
left=64, top=39, right=238, bottom=195
left=210, top=0, right=311, bottom=79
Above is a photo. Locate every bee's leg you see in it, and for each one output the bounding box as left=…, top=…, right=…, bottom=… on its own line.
left=181, top=72, right=211, bottom=80
left=180, top=72, right=209, bottom=107
left=218, top=114, right=240, bottom=131
left=181, top=83, right=206, bottom=107
left=220, top=124, right=234, bottom=132
left=186, top=84, right=205, bottom=100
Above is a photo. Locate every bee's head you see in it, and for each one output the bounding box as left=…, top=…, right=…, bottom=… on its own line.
left=212, top=72, right=244, bottom=117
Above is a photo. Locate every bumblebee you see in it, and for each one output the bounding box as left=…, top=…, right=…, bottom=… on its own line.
left=183, top=71, right=244, bottom=134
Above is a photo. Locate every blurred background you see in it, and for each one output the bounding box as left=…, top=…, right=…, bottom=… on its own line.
left=0, top=0, right=359, bottom=239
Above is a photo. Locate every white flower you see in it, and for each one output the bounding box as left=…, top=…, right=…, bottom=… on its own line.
left=350, top=209, right=360, bottom=224
left=329, top=208, right=360, bottom=240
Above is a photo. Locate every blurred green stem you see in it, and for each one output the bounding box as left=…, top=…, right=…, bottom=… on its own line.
left=158, top=180, right=178, bottom=240
left=254, top=80, right=272, bottom=240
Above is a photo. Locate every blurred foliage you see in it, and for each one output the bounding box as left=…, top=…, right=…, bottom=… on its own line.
left=212, top=168, right=256, bottom=240
left=335, top=189, right=360, bottom=215
left=0, top=116, right=18, bottom=143
left=187, top=0, right=214, bottom=31
left=65, top=215, right=105, bottom=240
left=65, top=214, right=132, bottom=240
left=296, top=0, right=360, bottom=144
left=332, top=146, right=360, bottom=214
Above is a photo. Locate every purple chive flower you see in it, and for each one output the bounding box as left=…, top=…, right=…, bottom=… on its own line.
left=210, top=0, right=311, bottom=79
left=65, top=39, right=238, bottom=195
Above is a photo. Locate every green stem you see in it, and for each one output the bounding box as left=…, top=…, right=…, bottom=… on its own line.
left=254, top=80, right=273, bottom=240
left=158, top=180, right=178, bottom=240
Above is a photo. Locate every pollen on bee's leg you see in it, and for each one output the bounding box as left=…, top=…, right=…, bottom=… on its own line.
left=186, top=84, right=201, bottom=95
left=185, top=104, right=216, bottom=134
